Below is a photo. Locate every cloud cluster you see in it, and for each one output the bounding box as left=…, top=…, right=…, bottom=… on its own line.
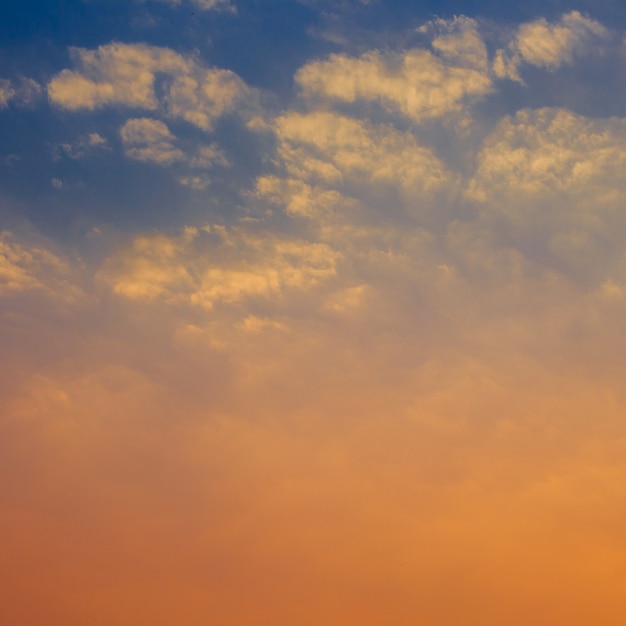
left=120, top=118, right=186, bottom=164
left=98, top=225, right=338, bottom=309
left=274, top=111, right=452, bottom=193
left=468, top=107, right=626, bottom=284
left=296, top=18, right=492, bottom=122
left=118, top=116, right=229, bottom=176
left=48, top=43, right=248, bottom=131
left=494, top=11, right=608, bottom=81
left=46, top=43, right=249, bottom=185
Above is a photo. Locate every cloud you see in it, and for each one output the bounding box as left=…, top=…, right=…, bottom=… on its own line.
left=48, top=43, right=248, bottom=130
left=98, top=225, right=339, bottom=308
left=0, top=79, right=12, bottom=108
left=120, top=117, right=230, bottom=175
left=164, top=66, right=247, bottom=130
left=48, top=44, right=189, bottom=110
left=494, top=11, right=609, bottom=81
left=0, top=232, right=81, bottom=300
left=296, top=17, right=492, bottom=123
left=274, top=111, right=453, bottom=194
left=56, top=132, right=110, bottom=159
left=120, top=118, right=186, bottom=164
left=468, top=107, right=626, bottom=214
left=467, top=107, right=626, bottom=285
left=0, top=77, right=42, bottom=108
left=154, top=0, right=233, bottom=10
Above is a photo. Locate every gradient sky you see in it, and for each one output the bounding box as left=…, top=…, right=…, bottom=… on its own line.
left=2, top=1, right=626, bottom=624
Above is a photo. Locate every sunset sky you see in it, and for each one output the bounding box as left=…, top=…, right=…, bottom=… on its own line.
left=2, top=1, right=626, bottom=624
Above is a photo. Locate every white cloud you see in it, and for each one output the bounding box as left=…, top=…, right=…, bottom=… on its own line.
left=48, top=43, right=248, bottom=130
left=296, top=18, right=492, bottom=123
left=494, top=11, right=608, bottom=81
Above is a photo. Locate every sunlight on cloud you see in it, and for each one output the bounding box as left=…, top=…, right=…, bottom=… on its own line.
left=48, top=43, right=249, bottom=130
left=120, top=118, right=186, bottom=164
left=470, top=107, right=626, bottom=203
left=98, top=225, right=338, bottom=308
left=274, top=111, right=453, bottom=193
left=120, top=118, right=230, bottom=178
left=468, top=107, right=626, bottom=284
left=296, top=17, right=492, bottom=122
left=0, top=232, right=80, bottom=299
left=494, top=11, right=609, bottom=81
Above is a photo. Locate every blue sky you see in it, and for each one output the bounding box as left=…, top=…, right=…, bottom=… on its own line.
left=2, top=0, right=626, bottom=242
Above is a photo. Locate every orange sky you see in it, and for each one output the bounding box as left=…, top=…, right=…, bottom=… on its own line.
left=2, top=7, right=626, bottom=625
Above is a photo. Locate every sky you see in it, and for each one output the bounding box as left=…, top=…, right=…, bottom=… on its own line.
left=2, top=1, right=626, bottom=624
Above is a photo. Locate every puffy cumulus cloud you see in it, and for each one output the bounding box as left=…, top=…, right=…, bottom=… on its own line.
left=494, top=11, right=608, bottom=81
left=0, top=77, right=42, bottom=108
left=48, top=43, right=248, bottom=130
left=274, top=111, right=453, bottom=195
left=164, top=67, right=247, bottom=130
left=120, top=118, right=230, bottom=176
left=120, top=118, right=185, bottom=164
left=467, top=108, right=626, bottom=285
left=423, top=15, right=490, bottom=71
left=250, top=111, right=457, bottom=246
left=97, top=225, right=338, bottom=308
left=296, top=17, right=492, bottom=123
left=48, top=44, right=189, bottom=110
left=469, top=108, right=626, bottom=202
